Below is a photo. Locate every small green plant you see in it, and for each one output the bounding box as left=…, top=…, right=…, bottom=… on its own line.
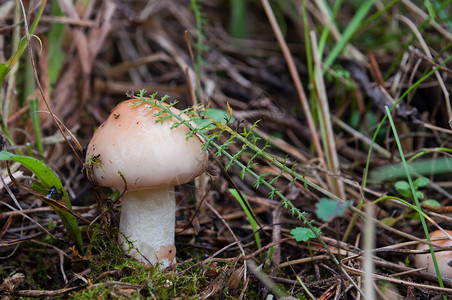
left=0, top=151, right=82, bottom=248
left=393, top=177, right=442, bottom=222
left=394, top=177, right=429, bottom=201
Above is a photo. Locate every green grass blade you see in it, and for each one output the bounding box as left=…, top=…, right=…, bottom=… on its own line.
left=369, top=157, right=452, bottom=182
left=229, top=189, right=262, bottom=249
left=362, top=52, right=452, bottom=198
left=424, top=0, right=436, bottom=20
left=47, top=0, right=66, bottom=88
left=29, top=98, right=44, bottom=156
left=343, top=52, right=452, bottom=242
left=324, top=0, right=374, bottom=68
left=317, top=0, right=343, bottom=59
left=0, top=151, right=82, bottom=247
left=384, top=106, right=445, bottom=291
left=1, top=0, right=46, bottom=86
left=229, top=0, right=246, bottom=38
left=433, top=0, right=452, bottom=30
left=0, top=64, right=11, bottom=84
left=301, top=0, right=313, bottom=76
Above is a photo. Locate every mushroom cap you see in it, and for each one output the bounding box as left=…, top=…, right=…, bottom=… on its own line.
left=415, top=230, right=452, bottom=278
left=86, top=98, right=207, bottom=191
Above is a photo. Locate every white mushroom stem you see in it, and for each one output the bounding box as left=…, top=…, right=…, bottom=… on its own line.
left=118, top=186, right=176, bottom=268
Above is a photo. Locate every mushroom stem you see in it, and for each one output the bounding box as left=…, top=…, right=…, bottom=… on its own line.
left=118, top=186, right=176, bottom=268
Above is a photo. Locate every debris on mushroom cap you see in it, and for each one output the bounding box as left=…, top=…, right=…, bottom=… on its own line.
left=415, top=230, right=452, bottom=278
left=86, top=99, right=208, bottom=191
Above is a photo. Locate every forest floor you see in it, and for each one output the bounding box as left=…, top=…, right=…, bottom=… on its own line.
left=1, top=0, right=452, bottom=299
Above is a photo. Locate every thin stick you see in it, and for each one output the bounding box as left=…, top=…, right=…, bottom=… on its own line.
left=363, top=205, right=376, bottom=299
left=396, top=14, right=451, bottom=119
left=261, top=0, right=325, bottom=166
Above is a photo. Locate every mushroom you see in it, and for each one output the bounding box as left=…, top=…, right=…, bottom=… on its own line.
left=415, top=230, right=452, bottom=278
left=86, top=98, right=207, bottom=268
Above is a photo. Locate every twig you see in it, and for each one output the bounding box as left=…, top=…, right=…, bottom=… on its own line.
left=261, top=0, right=325, bottom=165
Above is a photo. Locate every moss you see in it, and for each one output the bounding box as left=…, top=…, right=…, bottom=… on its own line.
left=74, top=238, right=237, bottom=299
left=70, top=285, right=115, bottom=300
left=75, top=223, right=210, bottom=298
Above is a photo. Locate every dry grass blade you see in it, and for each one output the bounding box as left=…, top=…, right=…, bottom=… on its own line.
left=310, top=30, right=345, bottom=199
left=396, top=14, right=451, bottom=119
left=261, top=0, right=325, bottom=165
left=0, top=200, right=56, bottom=241
left=56, top=0, right=90, bottom=74
left=51, top=0, right=115, bottom=125
left=362, top=205, right=376, bottom=299
left=401, top=0, right=452, bottom=42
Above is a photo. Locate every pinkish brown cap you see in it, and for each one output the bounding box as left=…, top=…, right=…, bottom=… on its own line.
left=86, top=99, right=207, bottom=191
left=415, top=230, right=452, bottom=278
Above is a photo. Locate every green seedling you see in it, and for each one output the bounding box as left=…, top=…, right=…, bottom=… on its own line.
left=0, top=150, right=82, bottom=248
left=394, top=177, right=429, bottom=201
left=382, top=177, right=435, bottom=225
